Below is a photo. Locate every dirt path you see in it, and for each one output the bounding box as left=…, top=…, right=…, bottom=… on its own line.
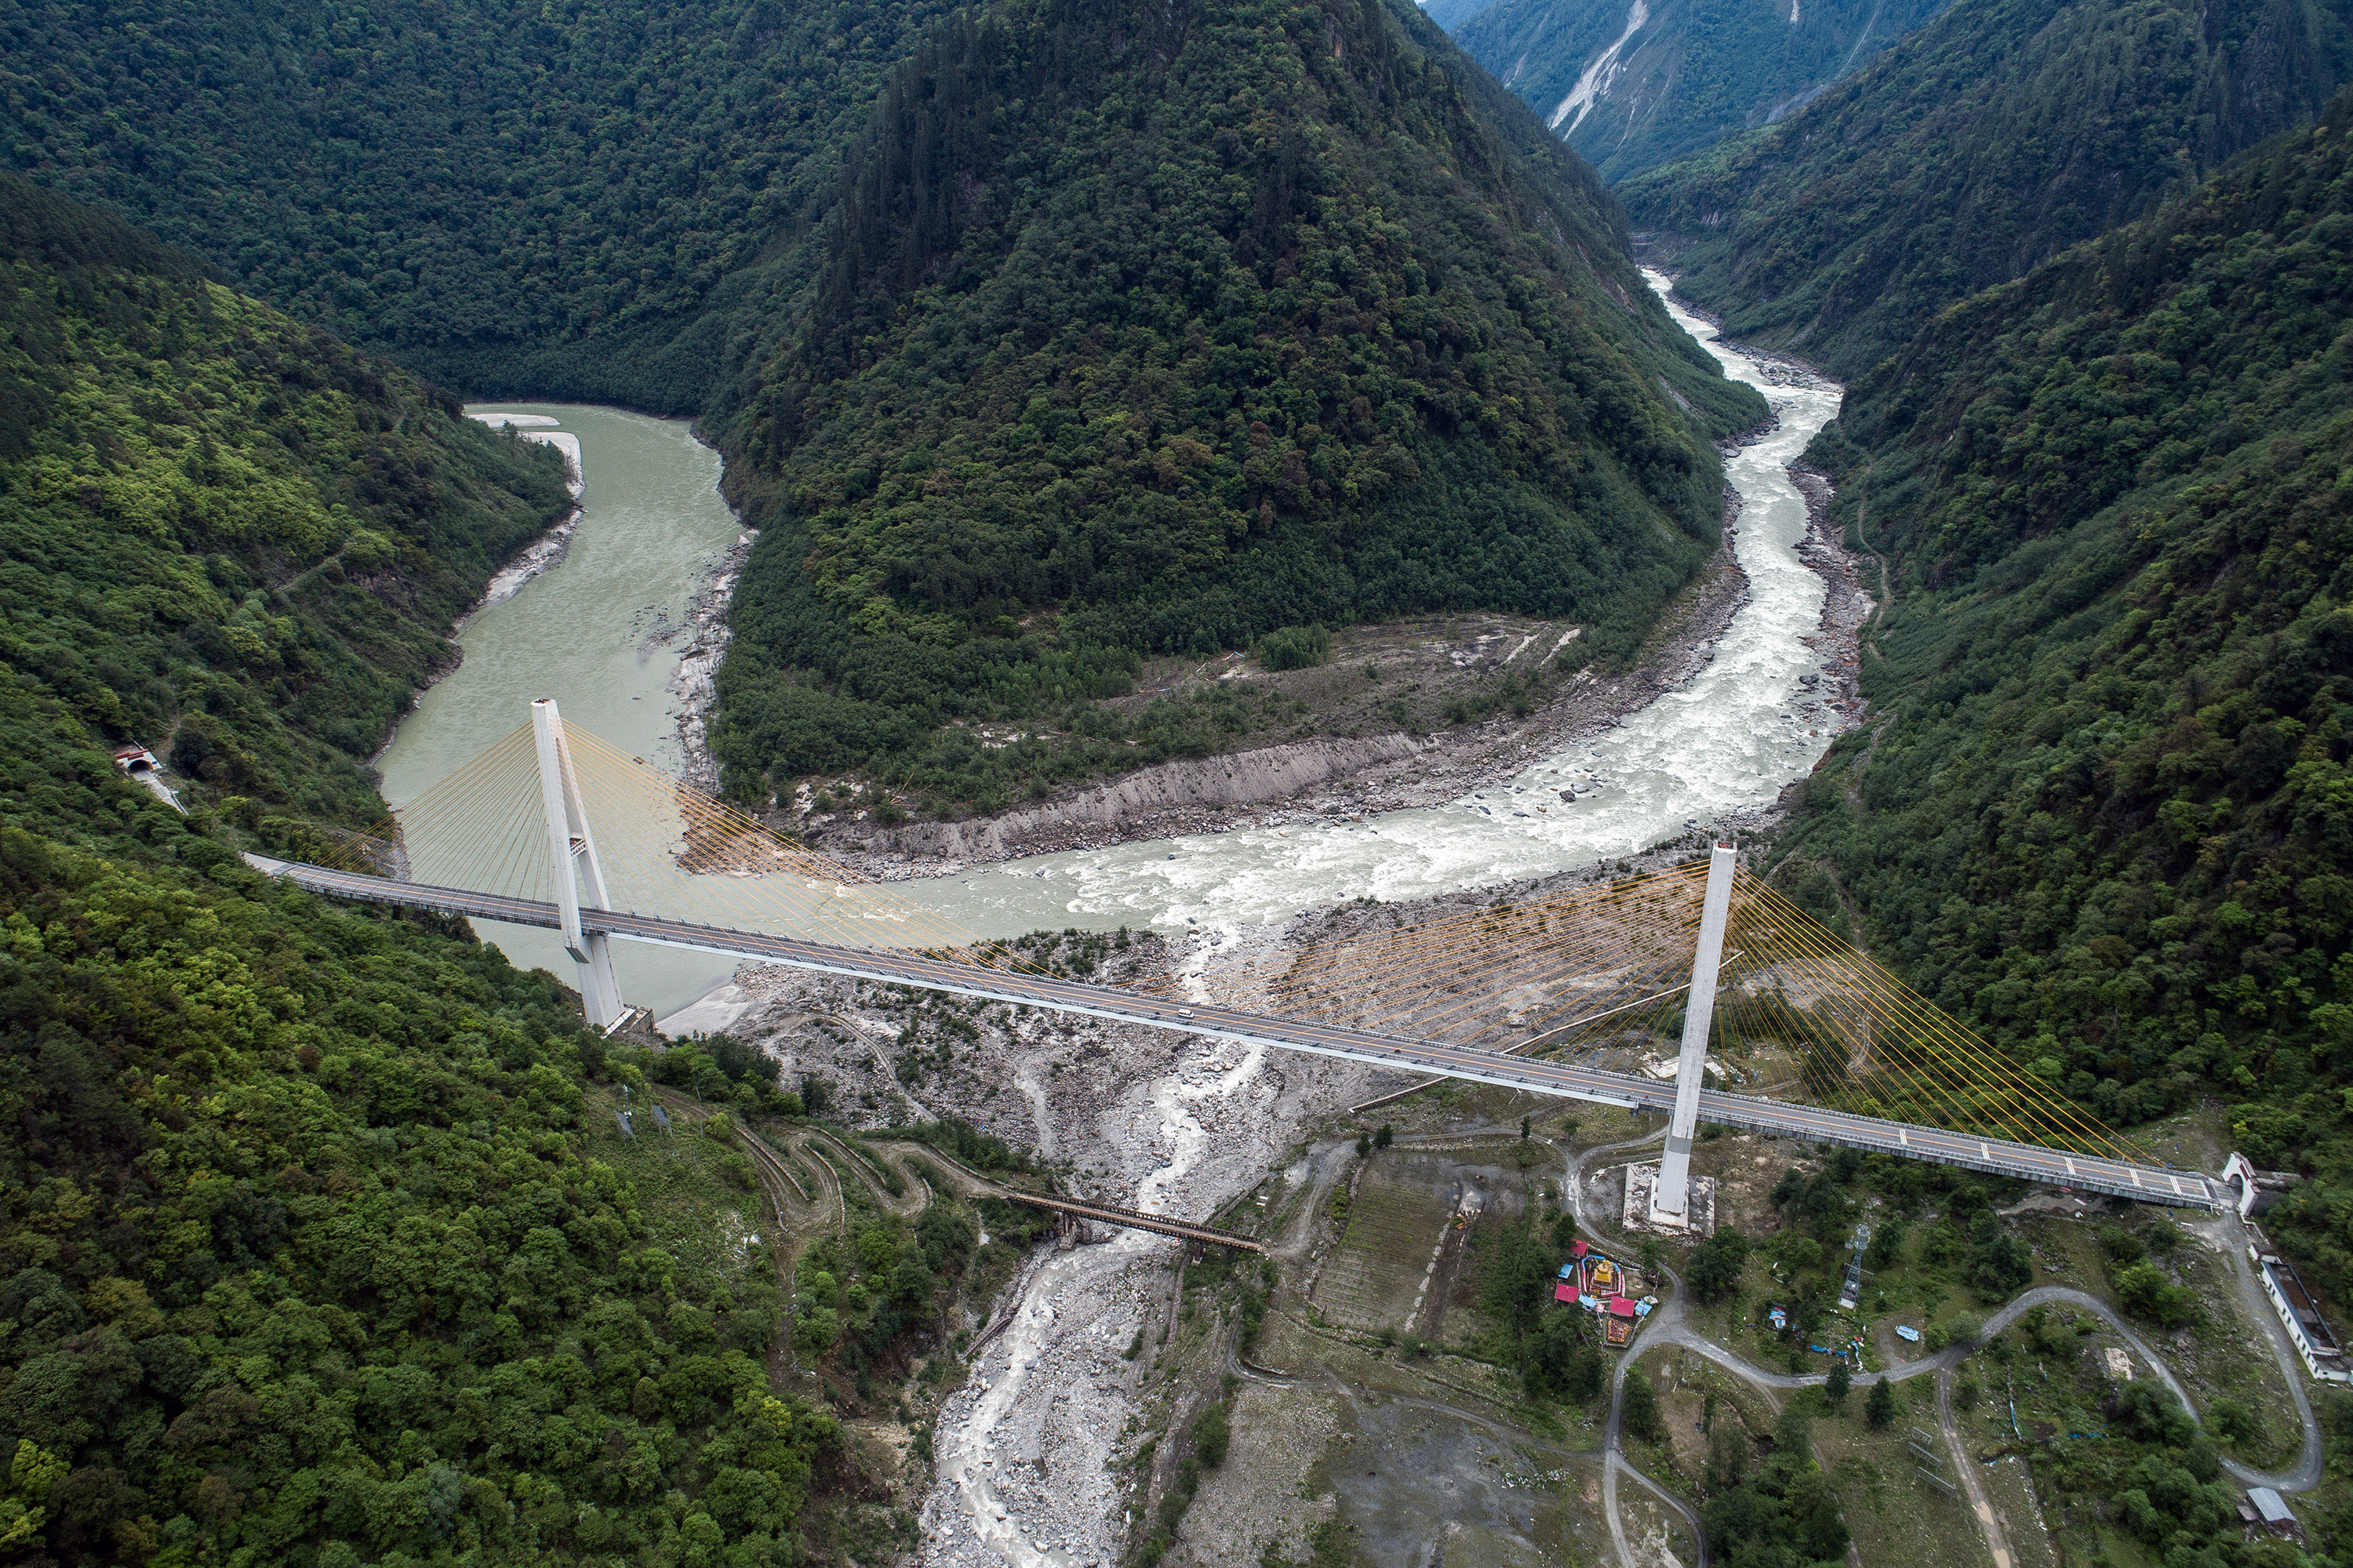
left=1566, top=1128, right=1669, bottom=1232
left=2194, top=1209, right=2326, bottom=1490
left=800, top=1126, right=929, bottom=1220
left=1939, top=1368, right=2014, bottom=1568
left=1558, top=1127, right=1706, bottom=1568
left=1557, top=1137, right=2322, bottom=1568
left=1619, top=1279, right=2326, bottom=1568
left=1604, top=1341, right=1711, bottom=1568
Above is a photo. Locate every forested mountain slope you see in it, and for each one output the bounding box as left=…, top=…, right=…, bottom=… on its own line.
left=1620, top=0, right=2353, bottom=376
left=707, top=0, right=1768, bottom=809
left=0, top=0, right=958, bottom=410
left=0, top=187, right=849, bottom=1566
left=0, top=814, right=838, bottom=1566
left=0, top=173, right=573, bottom=832
left=1443, top=0, right=1949, bottom=183
left=1777, top=94, right=2353, bottom=1289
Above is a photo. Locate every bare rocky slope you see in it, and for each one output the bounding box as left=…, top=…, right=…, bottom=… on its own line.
left=1443, top=0, right=1947, bottom=182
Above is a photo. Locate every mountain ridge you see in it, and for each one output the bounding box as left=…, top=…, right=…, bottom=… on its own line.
left=0, top=0, right=962, bottom=413
left=1619, top=0, right=2353, bottom=376
left=1779, top=90, right=2353, bottom=1290
left=0, top=171, right=574, bottom=834
left=1443, top=0, right=1951, bottom=182
left=702, top=0, right=1769, bottom=812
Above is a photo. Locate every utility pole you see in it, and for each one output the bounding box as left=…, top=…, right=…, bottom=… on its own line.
left=532, top=697, right=624, bottom=1028
left=1651, top=839, right=1737, bottom=1223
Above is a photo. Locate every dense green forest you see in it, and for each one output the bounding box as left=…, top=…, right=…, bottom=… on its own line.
left=1775, top=92, right=2353, bottom=1293
left=707, top=0, right=1767, bottom=809
left=0, top=751, right=842, bottom=1565
left=1443, top=0, right=1947, bottom=183
left=1620, top=0, right=2353, bottom=376
left=0, top=0, right=958, bottom=411
left=0, top=173, right=573, bottom=831
left=0, top=184, right=887, bottom=1567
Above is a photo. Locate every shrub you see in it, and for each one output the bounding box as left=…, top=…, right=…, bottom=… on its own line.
left=1257, top=624, right=1329, bottom=671
left=1686, top=1228, right=1751, bottom=1304
left=1194, top=1402, right=1231, bottom=1468
left=2115, top=1261, right=2197, bottom=1328
left=2207, top=1396, right=2257, bottom=1446
left=1622, top=1369, right=1663, bottom=1442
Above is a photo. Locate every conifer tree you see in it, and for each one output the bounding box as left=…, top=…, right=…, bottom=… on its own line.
left=1622, top=1369, right=1664, bottom=1442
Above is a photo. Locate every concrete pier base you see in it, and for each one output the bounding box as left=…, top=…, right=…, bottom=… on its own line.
left=1624, top=1162, right=1716, bottom=1236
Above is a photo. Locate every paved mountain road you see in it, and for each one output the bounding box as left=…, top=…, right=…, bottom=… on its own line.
left=251, top=855, right=2217, bottom=1209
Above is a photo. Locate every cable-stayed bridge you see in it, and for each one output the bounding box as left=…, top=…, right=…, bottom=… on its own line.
left=258, top=700, right=2217, bottom=1211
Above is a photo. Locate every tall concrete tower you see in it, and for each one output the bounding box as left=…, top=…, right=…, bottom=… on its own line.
left=1651, top=839, right=1737, bottom=1223
left=532, top=697, right=625, bottom=1028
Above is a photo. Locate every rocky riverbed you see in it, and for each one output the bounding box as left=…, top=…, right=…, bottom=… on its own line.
left=643, top=280, right=1863, bottom=1566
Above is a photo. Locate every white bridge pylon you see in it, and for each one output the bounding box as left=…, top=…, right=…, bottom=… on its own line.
left=531, top=698, right=624, bottom=1028
left=1652, top=839, right=1736, bottom=1223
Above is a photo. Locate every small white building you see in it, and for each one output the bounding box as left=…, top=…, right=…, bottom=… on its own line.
left=2251, top=1244, right=2352, bottom=1385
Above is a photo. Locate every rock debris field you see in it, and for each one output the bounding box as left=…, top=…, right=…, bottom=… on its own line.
left=696, top=920, right=1391, bottom=1566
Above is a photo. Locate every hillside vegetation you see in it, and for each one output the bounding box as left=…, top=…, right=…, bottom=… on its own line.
left=0, top=777, right=838, bottom=1564
left=0, top=0, right=958, bottom=410
left=708, top=0, right=1767, bottom=809
left=1445, top=0, right=1947, bottom=183
left=0, top=173, right=573, bottom=833
left=1778, top=93, right=2353, bottom=1292
left=0, top=182, right=874, bottom=1568
left=1621, top=0, right=2353, bottom=375
left=9, top=0, right=1777, bottom=817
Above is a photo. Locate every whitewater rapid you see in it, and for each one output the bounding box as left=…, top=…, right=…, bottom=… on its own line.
left=379, top=277, right=1845, bottom=1564
left=904, top=272, right=1847, bottom=942
left=914, top=273, right=1846, bottom=1565
left=391, top=277, right=1840, bottom=1027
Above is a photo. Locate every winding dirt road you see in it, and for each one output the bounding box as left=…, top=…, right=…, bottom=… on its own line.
left=1938, top=1368, right=2013, bottom=1568
left=1561, top=1137, right=2320, bottom=1568
left=671, top=1090, right=2318, bottom=1568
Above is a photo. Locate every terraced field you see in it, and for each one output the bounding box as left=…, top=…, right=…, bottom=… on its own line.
left=1315, top=1160, right=1463, bottom=1332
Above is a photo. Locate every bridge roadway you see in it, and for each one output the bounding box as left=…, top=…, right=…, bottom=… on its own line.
left=250, top=856, right=2218, bottom=1210
left=997, top=1191, right=1264, bottom=1252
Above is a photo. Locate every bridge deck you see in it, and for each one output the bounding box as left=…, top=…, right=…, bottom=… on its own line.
left=998, top=1191, right=1264, bottom=1251
left=250, top=857, right=2217, bottom=1210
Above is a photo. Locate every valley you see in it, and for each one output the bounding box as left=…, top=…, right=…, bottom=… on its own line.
left=8, top=0, right=2353, bottom=1563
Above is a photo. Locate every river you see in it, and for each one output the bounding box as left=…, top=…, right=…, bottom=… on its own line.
left=912, top=276, right=1843, bottom=938
left=918, top=275, right=1847, bottom=1568
left=376, top=403, right=751, bottom=1012
left=387, top=281, right=1842, bottom=1566
left=384, top=279, right=1842, bottom=1018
